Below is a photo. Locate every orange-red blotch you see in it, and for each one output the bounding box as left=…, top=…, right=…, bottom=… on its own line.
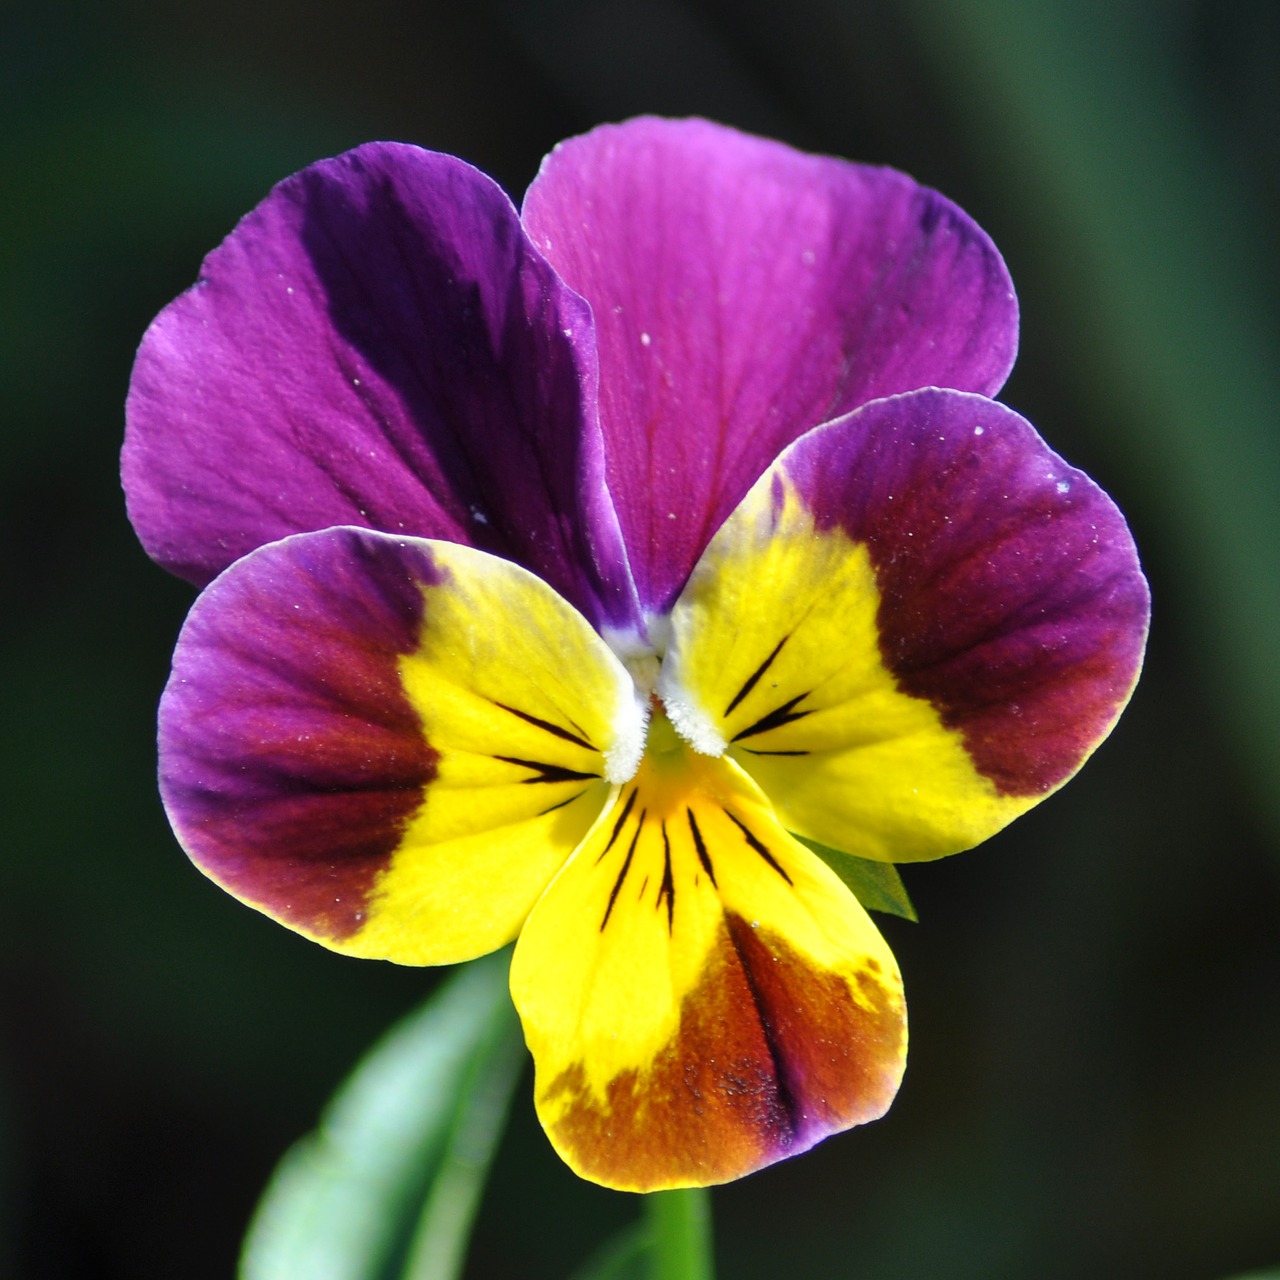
left=542, top=914, right=905, bottom=1191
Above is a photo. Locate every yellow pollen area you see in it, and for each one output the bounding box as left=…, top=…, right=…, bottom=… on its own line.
left=643, top=699, right=689, bottom=759
left=630, top=701, right=732, bottom=805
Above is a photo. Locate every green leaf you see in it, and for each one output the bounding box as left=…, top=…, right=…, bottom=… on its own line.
left=794, top=837, right=918, bottom=921
left=566, top=1224, right=649, bottom=1280
left=240, top=948, right=521, bottom=1280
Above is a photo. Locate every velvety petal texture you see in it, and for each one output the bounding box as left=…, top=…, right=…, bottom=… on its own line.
left=524, top=117, right=1019, bottom=614
left=511, top=712, right=905, bottom=1191
left=661, top=388, right=1149, bottom=860
left=124, top=143, right=640, bottom=634
left=160, top=527, right=645, bottom=963
left=126, top=119, right=1150, bottom=1194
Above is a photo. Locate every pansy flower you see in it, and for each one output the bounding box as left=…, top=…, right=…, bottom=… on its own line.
left=123, top=117, right=1149, bottom=1192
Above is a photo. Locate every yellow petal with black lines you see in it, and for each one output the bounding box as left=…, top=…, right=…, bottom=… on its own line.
left=510, top=709, right=905, bottom=1191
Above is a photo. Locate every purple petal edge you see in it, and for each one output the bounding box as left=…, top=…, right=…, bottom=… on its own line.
left=160, top=527, right=442, bottom=941
left=524, top=117, right=1019, bottom=615
left=777, top=389, right=1150, bottom=796
left=124, top=142, right=641, bottom=636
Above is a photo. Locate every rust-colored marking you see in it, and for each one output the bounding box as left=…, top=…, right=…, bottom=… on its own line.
left=542, top=915, right=905, bottom=1191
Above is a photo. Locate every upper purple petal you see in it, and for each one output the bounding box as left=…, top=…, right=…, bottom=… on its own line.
left=777, top=389, right=1150, bottom=796
left=124, top=142, right=641, bottom=634
left=522, top=117, right=1019, bottom=615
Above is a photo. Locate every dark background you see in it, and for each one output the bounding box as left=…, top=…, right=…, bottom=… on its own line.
left=3, top=1, right=1278, bottom=1276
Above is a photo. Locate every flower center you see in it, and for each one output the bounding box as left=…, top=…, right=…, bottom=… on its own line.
left=606, top=643, right=730, bottom=786
left=642, top=699, right=685, bottom=760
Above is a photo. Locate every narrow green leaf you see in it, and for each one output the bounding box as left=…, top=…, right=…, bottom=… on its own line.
left=400, top=994, right=523, bottom=1280
left=240, top=948, right=518, bottom=1280
left=566, top=1224, right=649, bottom=1280
left=794, top=836, right=918, bottom=921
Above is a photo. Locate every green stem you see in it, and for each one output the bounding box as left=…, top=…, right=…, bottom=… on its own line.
left=400, top=995, right=525, bottom=1280
left=646, top=1187, right=715, bottom=1280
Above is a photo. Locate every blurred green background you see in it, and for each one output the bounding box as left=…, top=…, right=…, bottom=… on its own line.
left=3, top=0, right=1278, bottom=1276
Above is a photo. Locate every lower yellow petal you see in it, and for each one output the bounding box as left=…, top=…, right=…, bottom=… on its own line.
left=510, top=713, right=905, bottom=1191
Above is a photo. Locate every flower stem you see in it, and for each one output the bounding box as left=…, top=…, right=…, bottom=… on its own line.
left=646, top=1187, right=715, bottom=1280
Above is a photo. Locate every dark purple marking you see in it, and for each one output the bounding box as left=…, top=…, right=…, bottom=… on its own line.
left=656, top=823, right=675, bottom=932
left=159, top=528, right=444, bottom=941
left=780, top=388, right=1150, bottom=795
left=730, top=692, right=814, bottom=743
left=493, top=757, right=601, bottom=785
left=687, top=808, right=717, bottom=888
left=537, top=791, right=591, bottom=817
left=600, top=810, right=645, bottom=931
left=492, top=701, right=596, bottom=751
left=724, top=635, right=789, bottom=717
left=595, top=788, right=638, bottom=865
left=124, top=143, right=640, bottom=634
left=724, top=811, right=794, bottom=885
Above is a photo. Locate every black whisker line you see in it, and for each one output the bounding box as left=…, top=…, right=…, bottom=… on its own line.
left=731, top=692, right=815, bottom=743
left=657, top=822, right=675, bottom=933
left=687, top=808, right=717, bottom=888
left=594, top=787, right=637, bottom=864
left=537, top=789, right=590, bottom=816
left=601, top=810, right=645, bottom=931
left=724, top=634, right=790, bottom=717
left=725, top=810, right=794, bottom=884
left=494, top=755, right=600, bottom=784
left=491, top=700, right=596, bottom=751
left=739, top=748, right=810, bottom=757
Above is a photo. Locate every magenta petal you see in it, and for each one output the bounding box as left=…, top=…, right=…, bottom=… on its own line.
left=124, top=142, right=640, bottom=634
left=523, top=117, right=1018, bottom=614
left=778, top=389, right=1149, bottom=796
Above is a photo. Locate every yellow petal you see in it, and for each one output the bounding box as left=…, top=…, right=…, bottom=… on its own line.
left=348, top=541, right=645, bottom=963
left=510, top=712, right=905, bottom=1190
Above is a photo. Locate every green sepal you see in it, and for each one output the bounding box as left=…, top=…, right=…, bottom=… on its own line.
left=793, top=836, right=918, bottom=921
left=239, top=947, right=521, bottom=1280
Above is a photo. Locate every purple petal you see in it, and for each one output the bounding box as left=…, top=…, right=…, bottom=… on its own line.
left=160, top=525, right=641, bottom=960
left=523, top=117, right=1019, bottom=614
left=160, top=527, right=441, bottom=943
left=124, top=142, right=640, bottom=634
left=777, top=389, right=1149, bottom=796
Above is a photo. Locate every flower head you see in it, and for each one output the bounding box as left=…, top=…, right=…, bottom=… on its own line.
left=123, top=118, right=1149, bottom=1191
